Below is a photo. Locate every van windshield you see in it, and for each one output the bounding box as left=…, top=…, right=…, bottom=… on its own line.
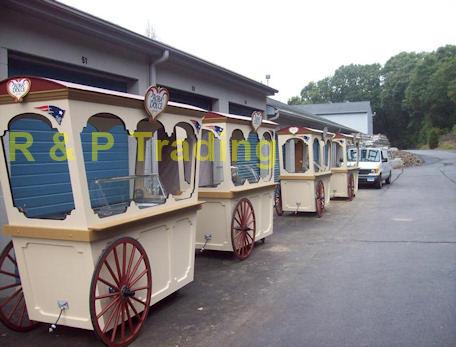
left=359, top=149, right=380, bottom=162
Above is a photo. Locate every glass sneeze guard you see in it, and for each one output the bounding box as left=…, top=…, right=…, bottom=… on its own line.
left=93, top=174, right=167, bottom=218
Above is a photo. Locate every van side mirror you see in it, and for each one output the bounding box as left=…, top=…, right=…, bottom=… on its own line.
left=382, top=158, right=388, bottom=162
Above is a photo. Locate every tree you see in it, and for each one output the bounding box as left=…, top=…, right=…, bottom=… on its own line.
left=289, top=45, right=456, bottom=149
left=428, top=128, right=439, bottom=149
left=379, top=52, right=424, bottom=147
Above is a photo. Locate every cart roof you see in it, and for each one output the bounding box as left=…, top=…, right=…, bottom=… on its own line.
left=334, top=132, right=355, bottom=139
left=203, top=111, right=277, bottom=128
left=277, top=126, right=334, bottom=136
left=0, top=76, right=206, bottom=115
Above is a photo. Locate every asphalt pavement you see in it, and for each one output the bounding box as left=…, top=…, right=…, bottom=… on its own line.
left=1, top=150, right=455, bottom=347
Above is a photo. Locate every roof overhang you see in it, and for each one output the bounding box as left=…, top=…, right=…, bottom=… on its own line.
left=2, top=0, right=278, bottom=96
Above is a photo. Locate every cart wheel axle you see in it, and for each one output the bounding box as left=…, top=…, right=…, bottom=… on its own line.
left=315, top=180, right=325, bottom=218
left=90, top=237, right=152, bottom=347
left=231, top=198, right=256, bottom=260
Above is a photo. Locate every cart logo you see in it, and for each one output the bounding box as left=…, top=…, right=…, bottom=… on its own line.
left=191, top=120, right=201, bottom=132
left=144, top=86, right=169, bottom=120
left=35, top=105, right=65, bottom=125
left=289, top=127, right=299, bottom=135
left=251, top=111, right=263, bottom=131
left=204, top=125, right=224, bottom=137
left=7, top=78, right=31, bottom=102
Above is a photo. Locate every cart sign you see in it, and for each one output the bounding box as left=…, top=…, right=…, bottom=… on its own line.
left=7, top=78, right=31, bottom=102
left=289, top=127, right=299, bottom=135
left=144, top=86, right=169, bottom=120
left=251, top=111, right=263, bottom=131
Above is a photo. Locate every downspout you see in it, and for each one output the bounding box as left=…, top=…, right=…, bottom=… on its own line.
left=149, top=50, right=169, bottom=86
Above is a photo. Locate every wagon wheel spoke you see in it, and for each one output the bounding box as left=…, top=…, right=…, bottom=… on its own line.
left=90, top=237, right=152, bottom=346
left=125, top=301, right=134, bottom=333
left=0, top=289, right=22, bottom=309
left=103, top=260, right=120, bottom=287
left=102, top=300, right=121, bottom=334
left=125, top=247, right=136, bottom=285
left=112, top=246, right=122, bottom=284
left=231, top=198, right=256, bottom=260
left=0, top=270, right=20, bottom=278
left=0, top=241, right=39, bottom=332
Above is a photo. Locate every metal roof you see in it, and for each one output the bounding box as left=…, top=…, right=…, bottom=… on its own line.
left=267, top=98, right=358, bottom=134
left=3, top=0, right=278, bottom=95
left=292, top=101, right=373, bottom=115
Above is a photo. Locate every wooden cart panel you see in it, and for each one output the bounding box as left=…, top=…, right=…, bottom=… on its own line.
left=12, top=209, right=197, bottom=330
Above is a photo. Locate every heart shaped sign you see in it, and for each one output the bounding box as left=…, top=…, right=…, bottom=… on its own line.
left=144, top=86, right=169, bottom=120
left=7, top=78, right=31, bottom=102
left=289, top=126, right=299, bottom=135
left=251, top=110, right=263, bottom=131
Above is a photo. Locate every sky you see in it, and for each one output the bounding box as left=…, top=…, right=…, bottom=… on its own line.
left=60, top=0, right=456, bottom=102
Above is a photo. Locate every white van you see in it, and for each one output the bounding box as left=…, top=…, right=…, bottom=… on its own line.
left=348, top=147, right=392, bottom=189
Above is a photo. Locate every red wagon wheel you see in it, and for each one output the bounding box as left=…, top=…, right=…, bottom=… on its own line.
left=348, top=173, right=355, bottom=201
left=0, top=241, right=39, bottom=332
left=90, top=237, right=152, bottom=347
left=231, top=198, right=256, bottom=260
left=315, top=180, right=325, bottom=218
left=274, top=184, right=283, bottom=216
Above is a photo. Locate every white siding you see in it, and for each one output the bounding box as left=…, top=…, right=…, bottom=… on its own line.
left=320, top=113, right=370, bottom=134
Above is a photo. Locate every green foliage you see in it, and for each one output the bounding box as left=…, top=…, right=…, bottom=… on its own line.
left=289, top=45, right=456, bottom=149
left=287, top=96, right=302, bottom=105
left=428, top=128, right=439, bottom=149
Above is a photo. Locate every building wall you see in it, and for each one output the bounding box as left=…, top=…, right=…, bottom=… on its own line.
left=0, top=6, right=267, bottom=111
left=0, top=6, right=269, bottom=248
left=319, top=113, right=370, bottom=134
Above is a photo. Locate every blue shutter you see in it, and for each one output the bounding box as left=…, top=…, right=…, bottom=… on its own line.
left=230, top=133, right=260, bottom=184
left=80, top=124, right=130, bottom=209
left=274, top=139, right=280, bottom=182
left=8, top=117, right=75, bottom=219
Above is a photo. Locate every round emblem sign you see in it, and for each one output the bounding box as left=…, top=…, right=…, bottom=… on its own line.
left=251, top=111, right=263, bottom=131
left=7, top=78, right=31, bottom=102
left=144, top=86, right=169, bottom=120
left=289, top=127, right=299, bottom=135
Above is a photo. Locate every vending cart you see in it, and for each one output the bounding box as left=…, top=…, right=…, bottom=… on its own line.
left=275, top=126, right=333, bottom=217
left=196, top=111, right=276, bottom=260
left=330, top=133, right=359, bottom=200
left=0, top=77, right=205, bottom=346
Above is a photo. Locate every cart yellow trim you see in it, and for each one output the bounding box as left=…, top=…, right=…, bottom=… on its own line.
left=198, top=182, right=277, bottom=199
left=3, top=201, right=204, bottom=242
left=331, top=167, right=359, bottom=173
left=280, top=172, right=333, bottom=180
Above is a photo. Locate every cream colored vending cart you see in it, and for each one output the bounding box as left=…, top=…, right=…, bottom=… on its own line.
left=196, top=111, right=277, bottom=260
left=275, top=126, right=333, bottom=217
left=0, top=77, right=205, bottom=346
left=330, top=133, right=359, bottom=200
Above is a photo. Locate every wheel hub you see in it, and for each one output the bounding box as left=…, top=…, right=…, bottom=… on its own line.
left=121, top=285, right=135, bottom=298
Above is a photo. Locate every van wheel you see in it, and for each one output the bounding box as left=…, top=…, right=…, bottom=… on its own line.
left=375, top=177, right=383, bottom=189
left=385, top=171, right=392, bottom=184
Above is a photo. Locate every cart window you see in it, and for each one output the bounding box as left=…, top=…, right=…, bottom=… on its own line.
left=313, top=138, right=321, bottom=172
left=199, top=129, right=224, bottom=187
left=282, top=138, right=309, bottom=173
left=259, top=132, right=274, bottom=180
left=230, top=130, right=260, bottom=186
left=81, top=114, right=131, bottom=217
left=324, top=140, right=330, bottom=168
left=1, top=114, right=75, bottom=219
left=347, top=147, right=357, bottom=163
left=157, top=122, right=197, bottom=198
left=331, top=142, right=344, bottom=167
